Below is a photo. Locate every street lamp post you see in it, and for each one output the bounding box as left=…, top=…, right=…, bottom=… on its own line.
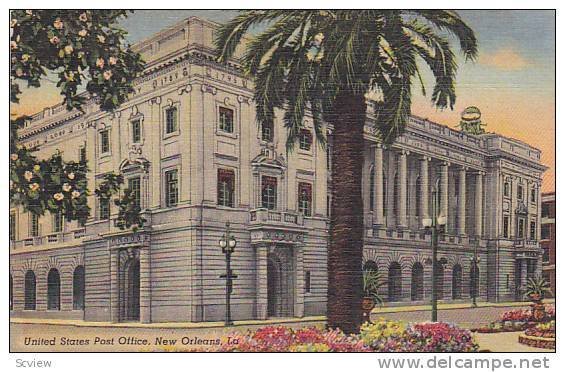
left=471, top=237, right=481, bottom=307
left=219, top=222, right=238, bottom=326
left=422, top=187, right=446, bottom=322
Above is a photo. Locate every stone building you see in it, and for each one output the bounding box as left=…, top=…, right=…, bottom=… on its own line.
left=9, top=17, right=547, bottom=323
left=541, top=192, right=556, bottom=297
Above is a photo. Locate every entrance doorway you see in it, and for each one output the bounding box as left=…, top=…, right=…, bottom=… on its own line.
left=267, top=247, right=294, bottom=317
left=121, top=257, right=140, bottom=321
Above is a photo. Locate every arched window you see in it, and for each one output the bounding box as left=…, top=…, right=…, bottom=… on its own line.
left=73, top=266, right=85, bottom=310
left=411, top=263, right=424, bottom=301
left=10, top=274, right=13, bottom=311
left=24, top=270, right=36, bottom=310
left=470, top=264, right=480, bottom=298
left=47, top=268, right=61, bottom=310
left=435, top=263, right=445, bottom=300
left=363, top=260, right=378, bottom=273
left=388, top=262, right=402, bottom=302
left=369, top=165, right=375, bottom=212
left=452, top=264, right=463, bottom=299
left=415, top=176, right=422, bottom=218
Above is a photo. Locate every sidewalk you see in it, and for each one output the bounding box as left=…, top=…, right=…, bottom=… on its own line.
left=11, top=300, right=550, bottom=329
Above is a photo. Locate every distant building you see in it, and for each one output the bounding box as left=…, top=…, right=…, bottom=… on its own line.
left=541, top=192, right=556, bottom=297
left=10, top=17, right=547, bottom=323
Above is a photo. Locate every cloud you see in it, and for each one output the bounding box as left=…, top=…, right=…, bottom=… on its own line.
left=479, top=48, right=531, bottom=71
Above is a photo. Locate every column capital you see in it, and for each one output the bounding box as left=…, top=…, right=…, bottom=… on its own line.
left=400, top=149, right=410, bottom=156
left=442, top=161, right=451, bottom=167
left=459, top=166, right=468, bottom=172
left=420, top=155, right=431, bottom=162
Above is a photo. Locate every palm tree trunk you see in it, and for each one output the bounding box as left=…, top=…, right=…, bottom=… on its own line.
left=327, top=92, right=366, bottom=334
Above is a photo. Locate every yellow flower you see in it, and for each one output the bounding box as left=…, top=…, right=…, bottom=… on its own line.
left=103, top=70, right=113, bottom=80
left=33, top=164, right=40, bottom=172
left=97, top=34, right=106, bottom=43
left=95, top=58, right=105, bottom=68
left=24, top=170, right=33, bottom=181
left=79, top=13, right=88, bottom=22
left=65, top=71, right=75, bottom=81
left=78, top=29, right=88, bottom=37
left=64, top=45, right=74, bottom=54
left=53, top=18, right=64, bottom=29
left=29, top=183, right=40, bottom=191
left=10, top=153, right=18, bottom=161
left=54, top=192, right=64, bottom=201
left=21, top=54, right=30, bottom=62
left=62, top=183, right=72, bottom=192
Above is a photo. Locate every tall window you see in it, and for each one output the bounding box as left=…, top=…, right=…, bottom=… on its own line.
left=530, top=221, right=537, bottom=240
left=165, top=107, right=178, bottom=134
left=299, top=129, right=312, bottom=151
left=503, top=215, right=510, bottom=238
left=129, top=177, right=141, bottom=208
left=165, top=170, right=179, bottom=207
left=261, top=176, right=277, bottom=210
left=436, top=263, right=445, bottom=300
left=30, top=213, right=39, bottom=237
left=543, top=247, right=550, bottom=262
left=388, top=262, right=402, bottom=302
left=219, top=107, right=234, bottom=133
left=131, top=119, right=141, bottom=143
left=298, top=182, right=312, bottom=217
left=47, top=268, right=61, bottom=310
left=73, top=266, right=85, bottom=310
left=305, top=271, right=311, bottom=293
left=79, top=146, right=87, bottom=163
left=541, top=224, right=551, bottom=240
left=369, top=166, right=375, bottom=212
left=24, top=270, right=36, bottom=310
left=262, top=121, right=273, bottom=142
left=530, top=187, right=537, bottom=203
left=99, top=197, right=110, bottom=220
left=517, top=218, right=525, bottom=238
left=503, top=181, right=510, bottom=197
left=217, top=169, right=235, bottom=207
left=517, top=185, right=524, bottom=200
left=411, top=263, right=424, bottom=301
left=415, top=176, right=422, bottom=218
left=9, top=212, right=16, bottom=241
left=52, top=211, right=63, bottom=233
left=452, top=264, right=462, bottom=299
left=542, top=203, right=550, bottom=217
left=100, top=129, right=110, bottom=154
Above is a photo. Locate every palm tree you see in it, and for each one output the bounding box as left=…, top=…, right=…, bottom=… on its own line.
left=216, top=10, right=477, bottom=334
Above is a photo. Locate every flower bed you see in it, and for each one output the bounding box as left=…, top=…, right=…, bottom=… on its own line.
left=473, top=305, right=555, bottom=333
left=213, top=321, right=478, bottom=352
left=524, top=320, right=555, bottom=339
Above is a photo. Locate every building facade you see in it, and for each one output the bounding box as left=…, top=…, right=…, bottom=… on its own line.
left=9, top=17, right=547, bottom=323
left=541, top=192, right=556, bottom=297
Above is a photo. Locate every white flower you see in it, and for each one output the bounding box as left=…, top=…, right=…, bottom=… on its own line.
left=97, top=34, right=106, bottom=43
left=24, top=170, right=33, bottom=181
left=10, top=40, right=17, bottom=50
left=109, top=56, right=118, bottom=65
left=313, top=32, right=325, bottom=46
left=53, top=18, right=63, bottom=29
left=71, top=190, right=81, bottom=199
left=10, top=153, right=18, bottom=161
left=67, top=172, right=75, bottom=180
left=29, top=183, right=40, bottom=191
left=54, top=192, right=64, bottom=201
left=64, top=45, right=74, bottom=54
left=25, top=10, right=33, bottom=16
left=62, top=183, right=72, bottom=192
left=103, top=70, right=113, bottom=80
left=95, top=58, right=105, bottom=68
left=15, top=68, right=23, bottom=77
left=79, top=13, right=88, bottom=22
left=78, top=29, right=87, bottom=37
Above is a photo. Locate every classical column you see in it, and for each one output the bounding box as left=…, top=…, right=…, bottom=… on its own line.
left=374, top=144, right=384, bottom=225
left=256, top=245, right=268, bottom=319
left=475, top=172, right=484, bottom=237
left=398, top=150, right=408, bottom=228
left=440, top=162, right=449, bottom=221
left=110, top=250, right=120, bottom=322
left=139, top=246, right=151, bottom=323
left=458, top=167, right=467, bottom=236
left=386, top=151, right=395, bottom=225
left=420, top=157, right=430, bottom=220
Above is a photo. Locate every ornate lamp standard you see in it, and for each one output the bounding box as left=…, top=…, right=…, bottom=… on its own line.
left=219, top=222, right=238, bottom=326
left=422, top=187, right=447, bottom=322
left=471, top=237, right=481, bottom=307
